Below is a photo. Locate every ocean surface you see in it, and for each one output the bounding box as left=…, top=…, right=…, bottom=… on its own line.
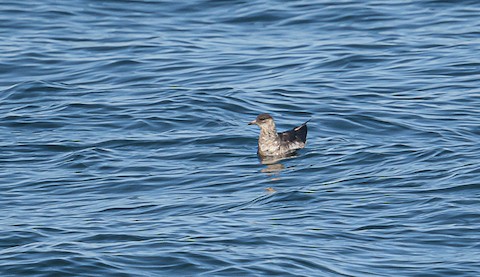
left=1, top=0, right=479, bottom=276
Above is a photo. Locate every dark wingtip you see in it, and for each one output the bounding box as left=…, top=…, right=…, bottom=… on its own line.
left=297, top=124, right=308, bottom=143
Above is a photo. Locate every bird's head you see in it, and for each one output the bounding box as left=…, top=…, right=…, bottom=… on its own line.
left=248, top=113, right=275, bottom=130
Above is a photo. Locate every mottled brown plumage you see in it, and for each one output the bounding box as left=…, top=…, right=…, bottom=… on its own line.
left=248, top=113, right=309, bottom=158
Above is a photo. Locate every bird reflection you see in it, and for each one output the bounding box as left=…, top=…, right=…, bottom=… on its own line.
left=261, top=162, right=285, bottom=173
left=259, top=153, right=298, bottom=179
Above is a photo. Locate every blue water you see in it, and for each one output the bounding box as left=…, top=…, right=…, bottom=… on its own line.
left=1, top=0, right=480, bottom=276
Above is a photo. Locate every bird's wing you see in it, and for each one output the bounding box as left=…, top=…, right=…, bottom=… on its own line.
left=278, top=122, right=308, bottom=144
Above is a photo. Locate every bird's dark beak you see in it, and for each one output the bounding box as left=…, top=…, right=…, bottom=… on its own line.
left=248, top=120, right=257, bottom=125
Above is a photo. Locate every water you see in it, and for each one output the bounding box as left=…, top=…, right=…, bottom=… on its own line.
left=1, top=0, right=480, bottom=276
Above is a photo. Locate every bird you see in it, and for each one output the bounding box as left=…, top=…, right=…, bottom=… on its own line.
left=248, top=113, right=309, bottom=158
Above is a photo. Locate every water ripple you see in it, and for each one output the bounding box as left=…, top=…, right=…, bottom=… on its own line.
left=1, top=0, right=480, bottom=276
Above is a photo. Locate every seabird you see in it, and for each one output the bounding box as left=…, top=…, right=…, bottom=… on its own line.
left=248, top=113, right=309, bottom=158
